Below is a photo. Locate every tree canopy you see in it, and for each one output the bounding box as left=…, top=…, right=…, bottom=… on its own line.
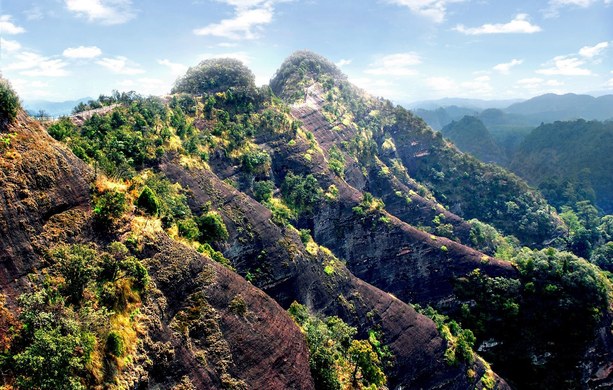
left=172, top=58, right=256, bottom=95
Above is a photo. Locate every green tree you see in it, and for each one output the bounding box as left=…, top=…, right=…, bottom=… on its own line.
left=52, top=244, right=99, bottom=305
left=136, top=186, right=160, bottom=216
left=0, top=78, right=20, bottom=125
left=348, top=340, right=386, bottom=387
left=196, top=211, right=229, bottom=243
left=172, top=58, right=256, bottom=95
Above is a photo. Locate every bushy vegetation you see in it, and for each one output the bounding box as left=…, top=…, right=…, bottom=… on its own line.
left=511, top=120, right=613, bottom=213
left=0, top=243, right=148, bottom=388
left=288, top=302, right=388, bottom=389
left=281, top=172, right=323, bottom=215
left=414, top=305, right=476, bottom=366
left=172, top=58, right=256, bottom=95
left=454, top=248, right=612, bottom=388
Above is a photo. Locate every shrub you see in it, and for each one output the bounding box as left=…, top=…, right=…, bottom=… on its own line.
left=93, top=189, right=127, bottom=229
left=253, top=180, right=274, bottom=202
left=136, top=186, right=159, bottom=216
left=106, top=331, right=125, bottom=357
left=47, top=117, right=76, bottom=141
left=196, top=211, right=229, bottom=243
left=177, top=218, right=200, bottom=241
left=0, top=78, right=20, bottom=125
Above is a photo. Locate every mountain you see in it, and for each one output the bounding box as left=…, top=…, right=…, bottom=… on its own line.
left=441, top=115, right=506, bottom=165
left=23, top=97, right=91, bottom=117
left=510, top=119, right=613, bottom=213
left=413, top=105, right=479, bottom=130
left=1, top=53, right=612, bottom=389
left=409, top=97, right=522, bottom=110
left=505, top=93, right=613, bottom=122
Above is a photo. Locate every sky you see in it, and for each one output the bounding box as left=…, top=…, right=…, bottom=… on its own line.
left=1, top=0, right=612, bottom=105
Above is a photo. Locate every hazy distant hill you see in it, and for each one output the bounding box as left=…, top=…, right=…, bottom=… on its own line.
left=409, top=97, right=521, bottom=110
left=441, top=115, right=506, bottom=164
left=23, top=97, right=91, bottom=117
left=413, top=93, right=613, bottom=131
left=505, top=93, right=613, bottom=122
left=413, top=106, right=478, bottom=130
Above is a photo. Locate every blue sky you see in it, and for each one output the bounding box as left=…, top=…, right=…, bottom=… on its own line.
left=1, top=0, right=612, bottom=104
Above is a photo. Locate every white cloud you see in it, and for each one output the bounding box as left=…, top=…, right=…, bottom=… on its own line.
left=579, top=41, right=609, bottom=58
left=336, top=59, right=352, bottom=68
left=606, top=78, right=613, bottom=88
left=64, top=0, right=136, bottom=25
left=96, top=56, right=144, bottom=74
left=25, top=6, right=45, bottom=21
left=349, top=76, right=398, bottom=98
left=537, top=55, right=592, bottom=76
left=158, top=59, right=188, bottom=76
left=365, top=53, right=421, bottom=76
left=423, top=75, right=493, bottom=97
left=0, top=15, right=26, bottom=34
left=454, top=14, right=541, bottom=35
left=4, top=51, right=70, bottom=77
left=386, top=0, right=463, bottom=23
left=63, top=46, right=102, bottom=59
left=115, top=77, right=169, bottom=96
left=461, top=75, right=493, bottom=96
left=426, top=76, right=457, bottom=92
left=193, top=0, right=286, bottom=40
left=544, top=0, right=609, bottom=17
left=493, top=59, right=523, bottom=74
left=515, top=77, right=566, bottom=96
left=0, top=38, right=21, bottom=52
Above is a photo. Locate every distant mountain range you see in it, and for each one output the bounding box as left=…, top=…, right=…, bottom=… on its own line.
left=412, top=93, right=613, bottom=131
left=23, top=97, right=92, bottom=117
left=408, top=97, right=522, bottom=110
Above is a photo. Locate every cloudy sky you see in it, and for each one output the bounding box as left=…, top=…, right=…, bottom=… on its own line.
left=1, top=0, right=612, bottom=104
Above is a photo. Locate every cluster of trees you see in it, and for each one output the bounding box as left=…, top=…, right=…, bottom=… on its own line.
left=172, top=58, right=256, bottom=96
left=288, top=302, right=388, bottom=390
left=454, top=247, right=611, bottom=388
left=510, top=119, right=613, bottom=214
left=0, top=243, right=148, bottom=389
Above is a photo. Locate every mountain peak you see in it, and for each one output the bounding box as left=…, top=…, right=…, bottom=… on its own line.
left=270, top=51, right=346, bottom=102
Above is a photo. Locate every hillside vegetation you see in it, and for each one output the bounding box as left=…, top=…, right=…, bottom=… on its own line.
left=0, top=54, right=611, bottom=389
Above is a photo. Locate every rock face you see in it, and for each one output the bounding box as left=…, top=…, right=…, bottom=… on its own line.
left=161, top=162, right=510, bottom=389
left=0, top=112, right=92, bottom=295
left=0, top=112, right=315, bottom=389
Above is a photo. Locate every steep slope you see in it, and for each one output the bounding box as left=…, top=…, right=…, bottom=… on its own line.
left=267, top=51, right=612, bottom=389
left=160, top=160, right=507, bottom=389
left=4, top=52, right=611, bottom=389
left=0, top=112, right=314, bottom=389
left=441, top=115, right=506, bottom=164
left=271, top=51, right=563, bottom=246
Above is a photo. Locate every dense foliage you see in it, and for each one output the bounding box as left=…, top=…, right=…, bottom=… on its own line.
left=172, top=58, right=256, bottom=95
left=0, top=243, right=148, bottom=389
left=510, top=119, right=613, bottom=213
left=270, top=50, right=346, bottom=102
left=0, top=78, right=20, bottom=125
left=454, top=248, right=611, bottom=389
left=288, top=302, right=388, bottom=389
